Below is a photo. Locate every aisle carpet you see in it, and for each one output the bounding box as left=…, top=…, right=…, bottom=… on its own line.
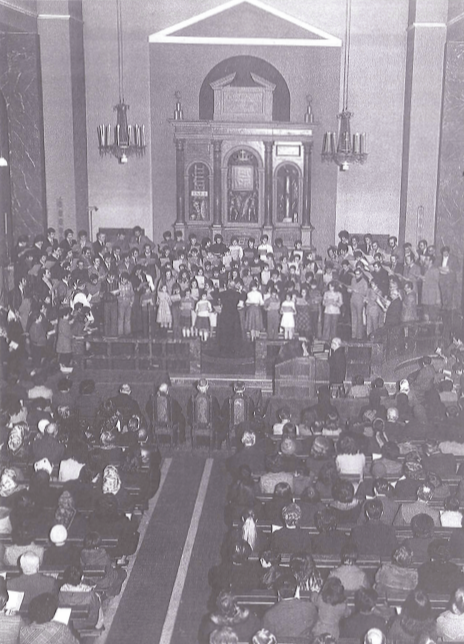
left=171, top=458, right=229, bottom=643
left=105, top=454, right=207, bottom=644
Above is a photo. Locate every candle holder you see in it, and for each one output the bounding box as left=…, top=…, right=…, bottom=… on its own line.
left=174, top=91, right=184, bottom=120
left=97, top=0, right=146, bottom=164
left=321, top=111, right=368, bottom=171
left=304, top=94, right=314, bottom=124
left=321, top=0, right=368, bottom=171
left=98, top=102, right=146, bottom=164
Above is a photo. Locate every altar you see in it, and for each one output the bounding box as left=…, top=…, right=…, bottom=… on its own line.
left=171, top=71, right=314, bottom=248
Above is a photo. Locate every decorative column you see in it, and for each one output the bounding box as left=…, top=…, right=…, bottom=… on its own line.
left=175, top=138, right=185, bottom=231
left=38, top=10, right=88, bottom=235
left=302, top=141, right=313, bottom=247
left=263, top=141, right=274, bottom=237
left=399, top=0, right=447, bottom=247
left=212, top=140, right=222, bottom=229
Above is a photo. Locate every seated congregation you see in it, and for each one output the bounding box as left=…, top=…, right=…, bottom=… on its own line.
left=0, top=376, right=161, bottom=643
left=199, top=360, right=464, bottom=644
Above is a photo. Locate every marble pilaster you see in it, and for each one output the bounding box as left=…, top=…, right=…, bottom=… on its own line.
left=0, top=32, right=47, bottom=242
left=435, top=42, right=464, bottom=312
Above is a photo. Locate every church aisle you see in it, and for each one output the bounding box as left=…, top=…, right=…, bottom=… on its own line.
left=170, top=458, right=229, bottom=644
left=105, top=453, right=208, bottom=644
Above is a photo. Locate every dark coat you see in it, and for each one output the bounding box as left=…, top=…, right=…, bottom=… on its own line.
left=270, top=526, right=313, bottom=555
left=328, top=347, right=346, bottom=385
left=350, top=521, right=398, bottom=557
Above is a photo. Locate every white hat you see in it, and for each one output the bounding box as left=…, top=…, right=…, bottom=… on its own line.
left=37, top=419, right=50, bottom=434
left=49, top=524, right=67, bottom=545
left=34, top=458, right=53, bottom=475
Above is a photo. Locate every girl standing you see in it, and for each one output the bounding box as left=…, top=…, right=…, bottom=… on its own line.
left=307, top=279, right=323, bottom=339
left=170, top=284, right=182, bottom=341
left=180, top=289, right=195, bottom=337
left=322, top=282, right=343, bottom=341
left=196, top=266, right=206, bottom=290
left=245, top=281, right=264, bottom=341
left=280, top=292, right=296, bottom=340
left=29, top=310, right=47, bottom=368
left=264, top=289, right=281, bottom=340
left=56, top=308, right=74, bottom=367
left=190, top=278, right=200, bottom=303
left=295, top=286, right=312, bottom=340
left=140, top=285, right=156, bottom=338
left=156, top=284, right=172, bottom=331
left=401, top=280, right=418, bottom=322
left=194, top=291, right=213, bottom=342
left=365, top=282, right=384, bottom=338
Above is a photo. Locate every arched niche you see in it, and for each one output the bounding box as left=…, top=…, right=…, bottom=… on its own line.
left=224, top=147, right=262, bottom=224
left=186, top=161, right=212, bottom=222
left=275, top=162, right=302, bottom=224
left=0, top=90, right=12, bottom=263
left=199, top=55, right=290, bottom=121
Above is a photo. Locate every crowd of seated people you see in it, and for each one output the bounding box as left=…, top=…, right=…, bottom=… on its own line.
left=2, top=228, right=460, bottom=369
left=198, top=362, right=464, bottom=643
left=0, top=374, right=161, bottom=643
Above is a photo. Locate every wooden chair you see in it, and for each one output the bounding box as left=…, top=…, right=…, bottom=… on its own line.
left=227, top=394, right=253, bottom=447
left=148, top=393, right=178, bottom=447
left=190, top=392, right=215, bottom=451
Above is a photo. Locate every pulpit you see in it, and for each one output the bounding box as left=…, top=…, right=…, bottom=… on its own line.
left=171, top=71, right=314, bottom=248
left=274, top=356, right=316, bottom=398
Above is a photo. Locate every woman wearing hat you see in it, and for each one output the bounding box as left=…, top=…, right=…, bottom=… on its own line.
left=198, top=591, right=261, bottom=644
left=270, top=502, right=313, bottom=555
left=94, top=464, right=135, bottom=515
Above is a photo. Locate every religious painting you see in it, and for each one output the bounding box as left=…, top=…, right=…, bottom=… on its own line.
left=227, top=149, right=259, bottom=223
left=188, top=162, right=210, bottom=221
left=276, top=163, right=300, bottom=223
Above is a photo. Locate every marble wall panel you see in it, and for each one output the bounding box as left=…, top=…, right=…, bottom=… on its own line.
left=435, top=42, right=464, bottom=313
left=0, top=32, right=47, bottom=242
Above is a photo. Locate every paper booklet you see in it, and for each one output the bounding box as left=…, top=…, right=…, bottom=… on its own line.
left=53, top=607, right=72, bottom=625
left=4, top=590, right=24, bottom=613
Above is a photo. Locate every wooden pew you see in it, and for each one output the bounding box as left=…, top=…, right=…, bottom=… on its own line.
left=233, top=520, right=463, bottom=540
left=0, top=508, right=119, bottom=547
left=1, top=566, right=106, bottom=579
left=234, top=588, right=451, bottom=614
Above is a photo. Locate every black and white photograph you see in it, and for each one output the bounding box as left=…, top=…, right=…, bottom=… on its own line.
left=0, top=1, right=463, bottom=643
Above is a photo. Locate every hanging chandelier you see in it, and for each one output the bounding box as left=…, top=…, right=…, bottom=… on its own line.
left=97, top=0, right=146, bottom=164
left=321, top=0, right=367, bottom=171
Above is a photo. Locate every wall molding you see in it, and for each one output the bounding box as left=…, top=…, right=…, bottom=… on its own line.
left=0, top=0, right=36, bottom=18
left=407, top=22, right=447, bottom=32
left=149, top=0, right=341, bottom=48
left=447, top=12, right=464, bottom=27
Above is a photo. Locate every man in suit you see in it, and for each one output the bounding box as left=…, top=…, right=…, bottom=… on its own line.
left=262, top=573, right=317, bottom=639
left=350, top=498, right=398, bottom=557
left=358, top=478, right=400, bottom=525
left=270, top=503, right=313, bottom=555
left=9, top=276, right=27, bottom=312
left=7, top=551, right=56, bottom=607
left=92, top=231, right=107, bottom=258
left=394, top=484, right=440, bottom=526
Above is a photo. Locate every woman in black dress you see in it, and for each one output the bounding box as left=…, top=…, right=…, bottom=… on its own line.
left=216, top=283, right=243, bottom=356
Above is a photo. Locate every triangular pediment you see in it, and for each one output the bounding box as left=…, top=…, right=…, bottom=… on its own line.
left=149, top=0, right=341, bottom=47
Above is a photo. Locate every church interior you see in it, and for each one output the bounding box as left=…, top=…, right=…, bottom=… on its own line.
left=1, top=1, right=464, bottom=644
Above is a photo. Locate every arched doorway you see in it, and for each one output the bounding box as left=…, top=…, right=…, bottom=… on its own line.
left=0, top=90, right=12, bottom=264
